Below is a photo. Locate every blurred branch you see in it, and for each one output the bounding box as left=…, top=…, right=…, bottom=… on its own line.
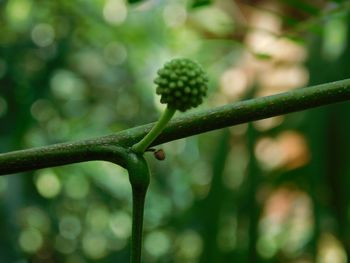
left=1, top=78, right=350, bottom=175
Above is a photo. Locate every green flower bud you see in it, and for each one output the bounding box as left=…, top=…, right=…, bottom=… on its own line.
left=154, top=58, right=208, bottom=112
left=132, top=58, right=209, bottom=154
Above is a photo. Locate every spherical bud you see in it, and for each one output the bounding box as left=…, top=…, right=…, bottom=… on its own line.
left=154, top=58, right=208, bottom=111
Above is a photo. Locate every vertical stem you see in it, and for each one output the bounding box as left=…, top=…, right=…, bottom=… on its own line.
left=126, top=152, right=150, bottom=263
left=131, top=186, right=147, bottom=263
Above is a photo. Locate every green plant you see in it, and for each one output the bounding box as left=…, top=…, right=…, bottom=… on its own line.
left=130, top=58, right=208, bottom=262
left=1, top=75, right=350, bottom=262
left=132, top=58, right=208, bottom=153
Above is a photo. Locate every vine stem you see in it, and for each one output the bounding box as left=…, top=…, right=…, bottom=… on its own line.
left=131, top=186, right=147, bottom=263
left=1, top=78, right=350, bottom=175
left=132, top=106, right=176, bottom=153
left=125, top=152, right=150, bottom=263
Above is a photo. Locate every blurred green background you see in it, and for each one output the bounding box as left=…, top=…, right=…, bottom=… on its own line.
left=1, top=0, right=350, bottom=262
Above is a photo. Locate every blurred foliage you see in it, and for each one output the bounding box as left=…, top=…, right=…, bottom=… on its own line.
left=0, top=0, right=350, bottom=262
left=127, top=0, right=145, bottom=4
left=191, top=0, right=212, bottom=8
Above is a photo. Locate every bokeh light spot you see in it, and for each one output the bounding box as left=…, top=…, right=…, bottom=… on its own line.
left=86, top=204, right=109, bottom=231
left=5, top=0, right=32, bottom=28
left=31, top=23, right=55, bottom=47
left=30, top=99, right=57, bottom=122
left=318, top=233, right=347, bottom=263
left=72, top=51, right=106, bottom=78
left=220, top=68, right=250, bottom=100
left=103, top=0, right=127, bottom=25
left=19, top=207, right=51, bottom=233
left=55, top=235, right=77, bottom=254
left=50, top=70, right=86, bottom=100
left=19, top=228, right=43, bottom=253
left=82, top=232, right=108, bottom=259
left=176, top=230, right=203, bottom=260
left=64, top=175, right=90, bottom=199
left=254, top=116, right=284, bottom=131
left=35, top=169, right=61, bottom=198
left=190, top=6, right=233, bottom=35
left=323, top=17, right=347, bottom=61
left=145, top=230, right=171, bottom=258
left=109, top=211, right=131, bottom=239
left=163, top=3, right=187, bottom=28
left=255, top=131, right=309, bottom=171
left=103, top=42, right=127, bottom=65
left=59, top=215, right=82, bottom=240
left=257, top=235, right=278, bottom=258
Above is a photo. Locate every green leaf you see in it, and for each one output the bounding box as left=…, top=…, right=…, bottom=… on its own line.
left=127, top=0, right=144, bottom=4
left=191, top=0, right=212, bottom=8
left=281, top=0, right=320, bottom=16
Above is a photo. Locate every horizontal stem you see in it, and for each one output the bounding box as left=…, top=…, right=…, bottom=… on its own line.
left=1, top=78, right=350, bottom=175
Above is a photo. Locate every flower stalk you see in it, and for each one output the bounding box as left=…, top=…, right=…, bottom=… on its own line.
left=132, top=107, right=176, bottom=153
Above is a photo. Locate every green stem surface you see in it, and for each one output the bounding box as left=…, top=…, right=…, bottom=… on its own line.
left=131, top=188, right=147, bottom=263
left=125, top=152, right=150, bottom=263
left=1, top=78, right=350, bottom=175
left=132, top=107, right=176, bottom=153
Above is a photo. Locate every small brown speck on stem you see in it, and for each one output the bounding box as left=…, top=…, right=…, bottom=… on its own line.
left=154, top=149, right=165, bottom=160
